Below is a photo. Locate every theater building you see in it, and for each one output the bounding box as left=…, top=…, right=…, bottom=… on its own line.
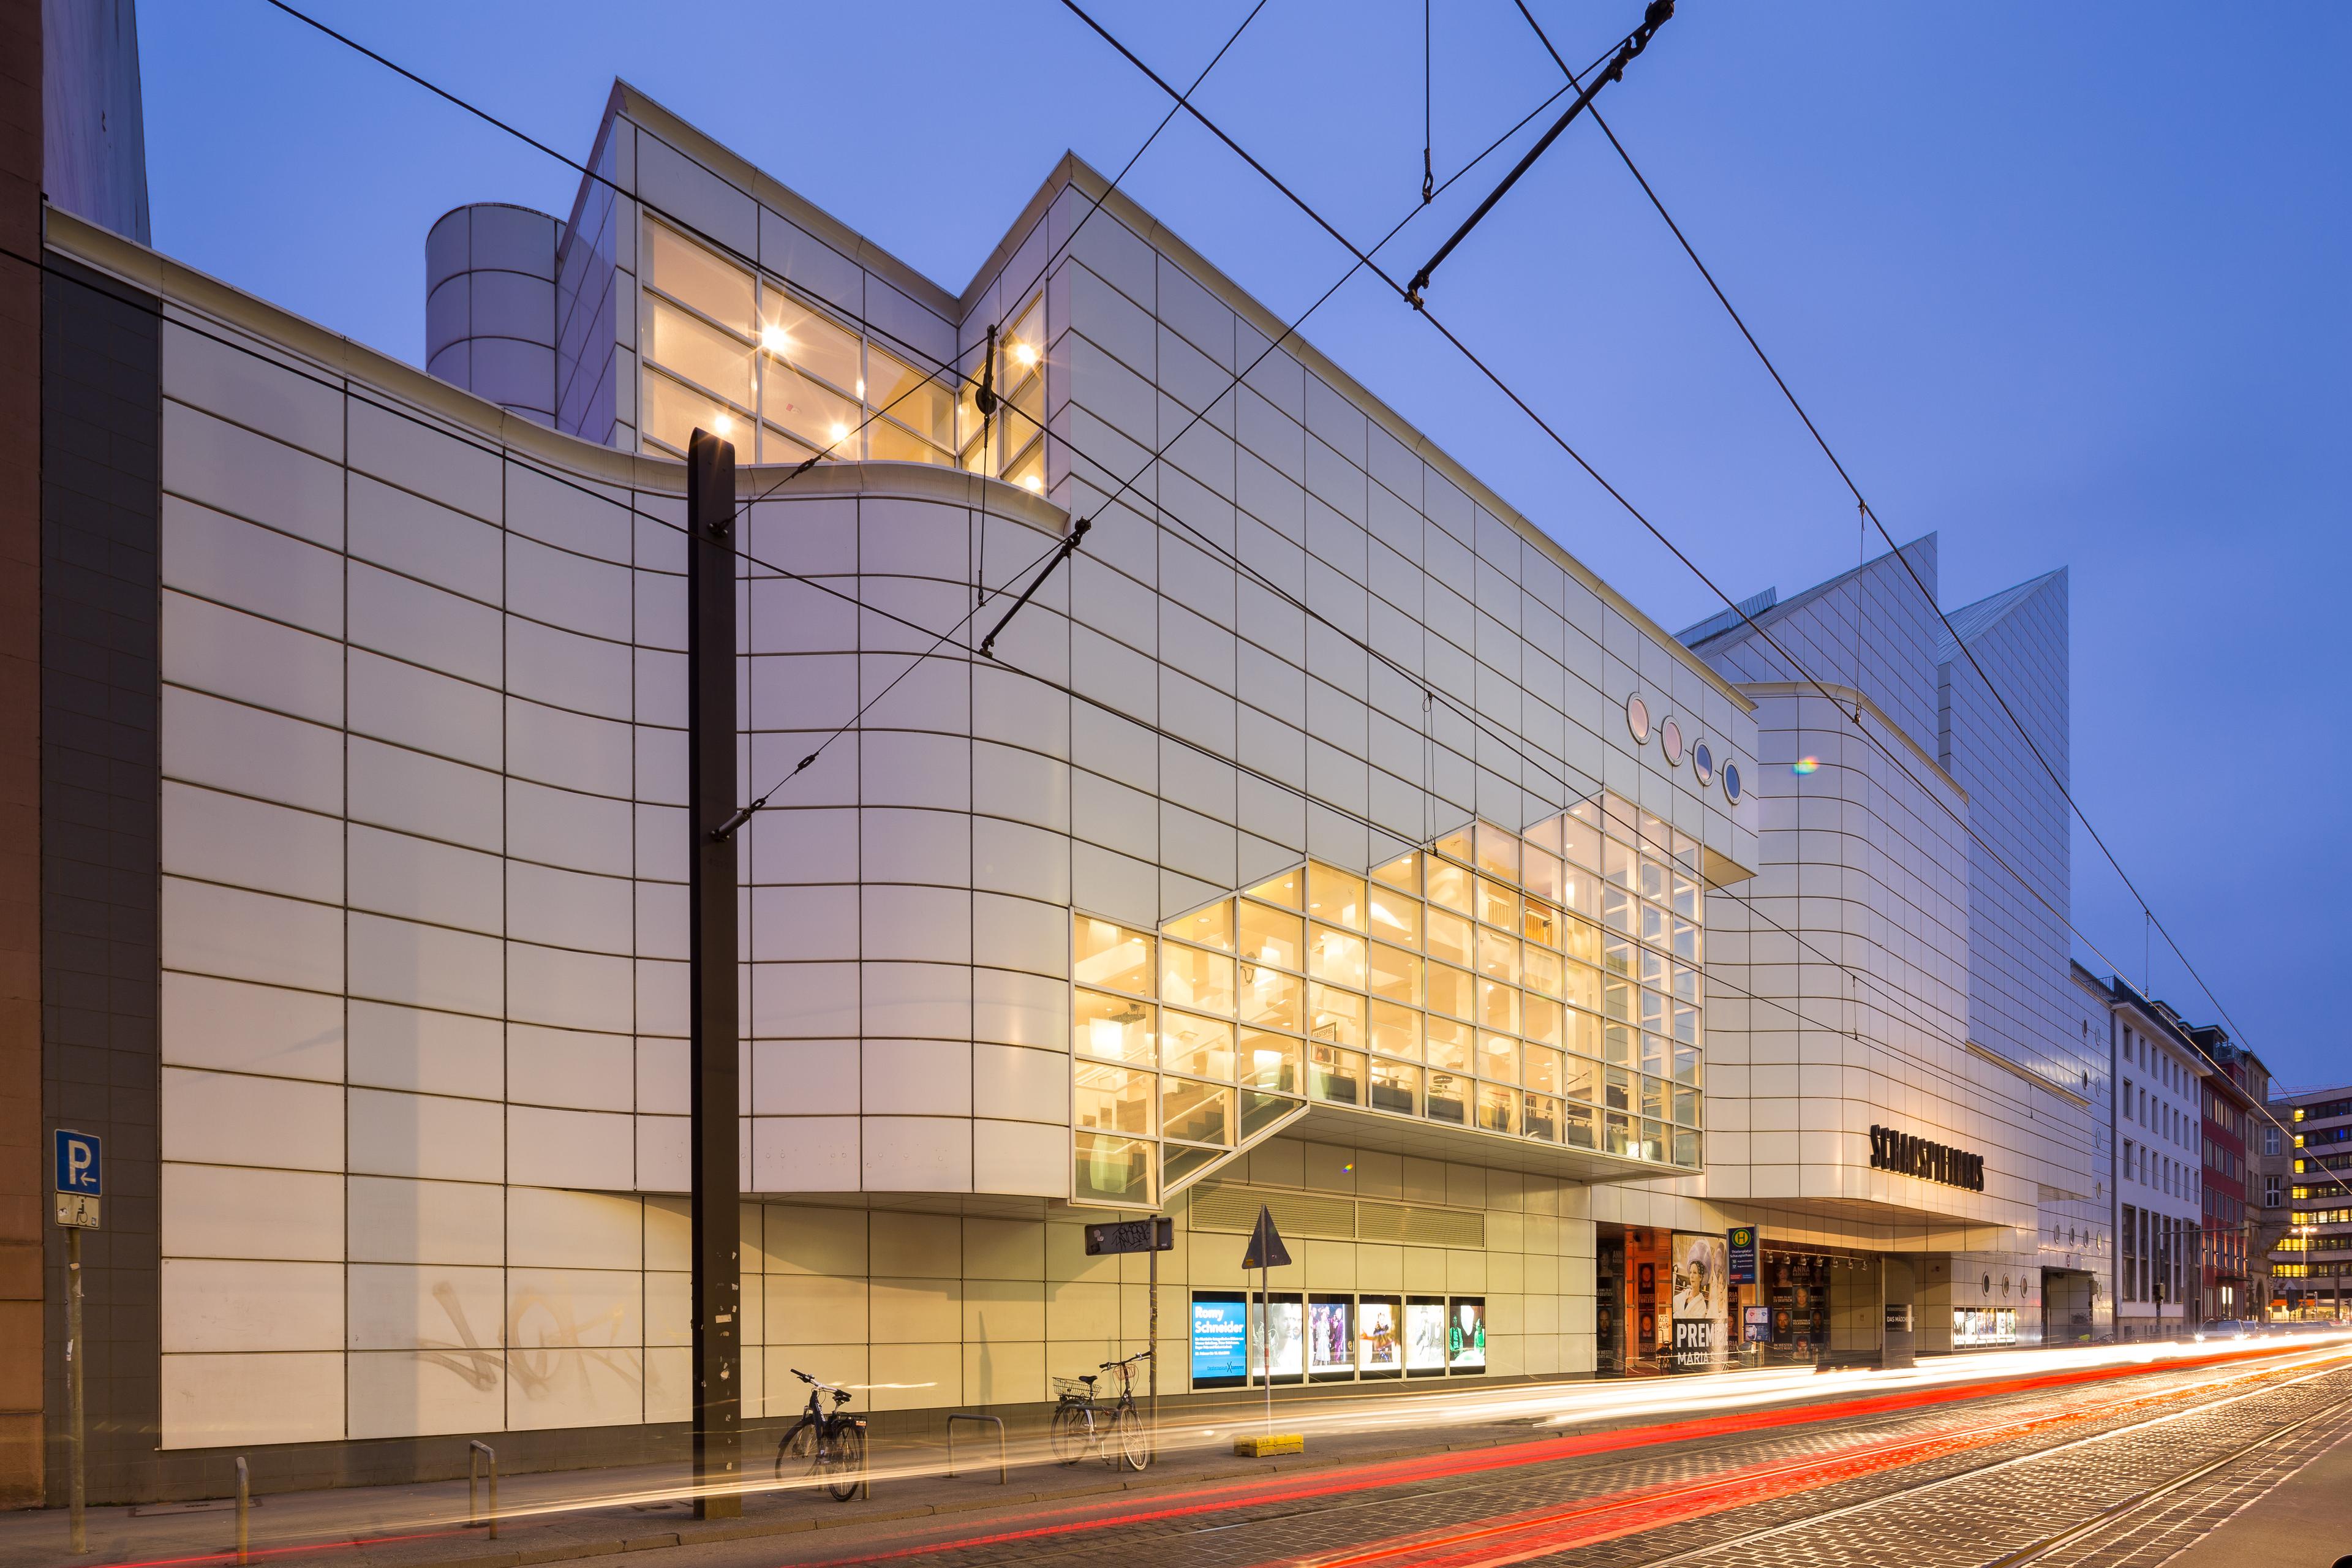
left=13, top=54, right=2105, bottom=1504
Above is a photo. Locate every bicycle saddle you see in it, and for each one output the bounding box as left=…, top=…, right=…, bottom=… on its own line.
left=1079, top=1374, right=1098, bottom=1385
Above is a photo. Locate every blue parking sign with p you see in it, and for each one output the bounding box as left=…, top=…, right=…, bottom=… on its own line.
left=54, top=1130, right=101, bottom=1196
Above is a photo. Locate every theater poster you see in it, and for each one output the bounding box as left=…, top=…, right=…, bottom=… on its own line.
left=1670, top=1231, right=1728, bottom=1370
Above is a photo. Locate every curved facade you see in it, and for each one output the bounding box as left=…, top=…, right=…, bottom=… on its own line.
left=18, top=70, right=2101, bottom=1503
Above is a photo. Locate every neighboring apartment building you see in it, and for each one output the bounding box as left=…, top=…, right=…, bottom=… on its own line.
left=2195, top=1031, right=2269, bottom=1321
left=13, top=32, right=2108, bottom=1507
left=2272, top=1084, right=2352, bottom=1319
left=2089, top=974, right=2203, bottom=1338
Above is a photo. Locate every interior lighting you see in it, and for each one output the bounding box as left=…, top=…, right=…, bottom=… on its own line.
left=712, top=413, right=733, bottom=435
left=829, top=422, right=850, bottom=443
left=760, top=323, right=790, bottom=355
left=1012, top=340, right=1040, bottom=368
left=1022, top=474, right=1043, bottom=492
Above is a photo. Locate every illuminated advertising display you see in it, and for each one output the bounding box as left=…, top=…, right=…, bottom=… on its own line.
left=1191, top=1293, right=1249, bottom=1384
left=1953, top=1307, right=2018, bottom=1348
left=1250, top=1294, right=1305, bottom=1379
left=1357, top=1297, right=1401, bottom=1373
left=1308, top=1297, right=1351, bottom=1375
left=1449, top=1298, right=1486, bottom=1369
left=1406, top=1298, right=1449, bottom=1371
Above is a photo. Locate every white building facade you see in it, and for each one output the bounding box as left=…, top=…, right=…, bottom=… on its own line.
left=2098, top=978, right=2205, bottom=1337
left=23, top=77, right=2105, bottom=1502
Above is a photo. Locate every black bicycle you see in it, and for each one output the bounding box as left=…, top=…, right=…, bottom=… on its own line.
left=1049, top=1349, right=1152, bottom=1471
left=774, top=1368, right=865, bottom=1501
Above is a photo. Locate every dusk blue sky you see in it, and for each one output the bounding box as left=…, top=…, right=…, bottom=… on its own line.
left=138, top=2, right=2349, bottom=1088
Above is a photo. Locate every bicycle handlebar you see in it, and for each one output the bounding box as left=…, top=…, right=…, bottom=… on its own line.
left=790, top=1368, right=853, bottom=1400
left=1098, top=1349, right=1155, bottom=1369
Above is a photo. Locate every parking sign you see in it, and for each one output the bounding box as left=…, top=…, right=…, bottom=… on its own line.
left=54, top=1130, right=101, bottom=1196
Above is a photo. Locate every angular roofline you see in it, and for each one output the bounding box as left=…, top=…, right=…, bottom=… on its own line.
left=608, top=82, right=1754, bottom=716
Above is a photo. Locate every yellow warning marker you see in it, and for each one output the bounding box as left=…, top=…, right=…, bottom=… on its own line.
left=1233, top=1433, right=1303, bottom=1457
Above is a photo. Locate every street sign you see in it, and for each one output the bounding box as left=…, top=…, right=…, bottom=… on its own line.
left=54, top=1193, right=100, bottom=1230
left=1727, top=1226, right=1757, bottom=1286
left=1085, top=1217, right=1174, bottom=1256
left=54, top=1129, right=101, bottom=1197
left=1240, top=1205, right=1291, bottom=1270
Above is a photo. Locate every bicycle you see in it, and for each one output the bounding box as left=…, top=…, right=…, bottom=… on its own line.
left=774, top=1368, right=866, bottom=1502
left=1049, top=1349, right=1152, bottom=1471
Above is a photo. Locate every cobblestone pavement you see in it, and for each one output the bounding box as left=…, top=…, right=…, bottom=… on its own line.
left=660, top=1343, right=2352, bottom=1568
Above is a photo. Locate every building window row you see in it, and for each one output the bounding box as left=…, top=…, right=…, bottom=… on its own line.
left=635, top=217, right=1044, bottom=485
left=1069, top=792, right=1708, bottom=1207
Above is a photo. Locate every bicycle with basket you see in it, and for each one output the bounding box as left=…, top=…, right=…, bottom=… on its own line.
left=1049, top=1349, right=1152, bottom=1471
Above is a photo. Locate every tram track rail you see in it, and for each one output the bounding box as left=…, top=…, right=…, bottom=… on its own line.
left=1265, top=1344, right=2352, bottom=1568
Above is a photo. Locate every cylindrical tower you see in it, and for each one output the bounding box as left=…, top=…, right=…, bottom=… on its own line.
left=425, top=203, right=560, bottom=426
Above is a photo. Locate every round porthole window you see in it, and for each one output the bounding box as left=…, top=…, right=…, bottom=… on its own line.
left=1982, top=1274, right=1992, bottom=1294
left=1692, top=741, right=1714, bottom=786
left=1660, top=717, right=1684, bottom=767
left=1625, top=693, right=1651, bottom=745
left=1722, top=763, right=1742, bottom=804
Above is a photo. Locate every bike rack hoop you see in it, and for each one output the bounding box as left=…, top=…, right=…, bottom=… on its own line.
left=944, top=1412, right=1008, bottom=1485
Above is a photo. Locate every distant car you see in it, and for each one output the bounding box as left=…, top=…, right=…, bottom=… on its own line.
left=2193, top=1319, right=2258, bottom=1342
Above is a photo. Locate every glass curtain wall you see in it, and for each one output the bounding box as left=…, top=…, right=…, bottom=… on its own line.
left=1068, top=790, right=1706, bottom=1208
left=636, top=218, right=1041, bottom=474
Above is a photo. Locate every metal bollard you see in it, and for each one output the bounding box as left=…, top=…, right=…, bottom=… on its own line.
left=944, top=1413, right=1007, bottom=1484
left=234, top=1457, right=249, bottom=1566
left=468, top=1441, right=498, bottom=1539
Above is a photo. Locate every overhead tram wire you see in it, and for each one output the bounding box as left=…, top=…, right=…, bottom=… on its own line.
left=0, top=235, right=2064, bottom=1147
left=256, top=0, right=1269, bottom=534
left=1057, top=0, right=2352, bottom=1206
left=1055, top=0, right=2152, bottom=1025
left=254, top=0, right=1270, bottom=829
left=53, top=12, right=2184, bottom=1176
left=1044, top=1, right=2034, bottom=1071
left=107, top=0, right=2316, bottom=1220
left=722, top=34, right=1629, bottom=833
left=217, top=0, right=1626, bottom=861
left=1504, top=1, right=2336, bottom=1186
left=111, top=0, right=2187, bottom=1134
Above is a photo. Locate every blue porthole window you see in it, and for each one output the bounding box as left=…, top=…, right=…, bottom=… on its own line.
left=1693, top=741, right=1714, bottom=786
left=1722, top=763, right=1742, bottom=804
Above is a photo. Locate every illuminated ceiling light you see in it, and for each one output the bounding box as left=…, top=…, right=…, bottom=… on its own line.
left=1021, top=474, right=1043, bottom=492
left=712, top=413, right=734, bottom=435
left=760, top=323, right=790, bottom=354
left=1012, top=341, right=1039, bottom=368
left=829, top=422, right=850, bottom=443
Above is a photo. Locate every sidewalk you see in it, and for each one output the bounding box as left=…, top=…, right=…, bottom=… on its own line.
left=0, top=1409, right=1583, bottom=1568
left=2, top=1341, right=2309, bottom=1568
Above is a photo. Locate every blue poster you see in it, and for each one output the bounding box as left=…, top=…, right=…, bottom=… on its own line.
left=1191, top=1296, right=1249, bottom=1381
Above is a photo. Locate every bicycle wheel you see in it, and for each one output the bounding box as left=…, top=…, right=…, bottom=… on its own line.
left=775, top=1419, right=816, bottom=1480
left=822, top=1420, right=865, bottom=1502
left=1114, top=1403, right=1148, bottom=1472
left=1049, top=1401, right=1090, bottom=1465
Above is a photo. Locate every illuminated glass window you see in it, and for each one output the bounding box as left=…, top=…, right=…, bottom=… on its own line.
left=640, top=217, right=977, bottom=472
left=1068, top=791, right=1705, bottom=1204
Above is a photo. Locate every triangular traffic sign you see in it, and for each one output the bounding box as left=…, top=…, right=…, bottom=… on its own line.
left=1240, top=1204, right=1291, bottom=1270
